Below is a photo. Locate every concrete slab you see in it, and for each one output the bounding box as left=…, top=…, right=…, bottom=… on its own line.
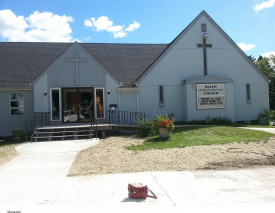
left=0, top=152, right=76, bottom=180
left=237, top=166, right=275, bottom=186
left=238, top=127, right=275, bottom=134
left=15, top=139, right=99, bottom=154
left=1, top=137, right=275, bottom=211
left=151, top=169, right=275, bottom=205
left=0, top=177, right=65, bottom=205
left=52, top=168, right=275, bottom=207
left=0, top=139, right=99, bottom=206
left=54, top=172, right=174, bottom=206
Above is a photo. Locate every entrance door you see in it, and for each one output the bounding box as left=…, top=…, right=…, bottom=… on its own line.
left=62, top=88, right=94, bottom=123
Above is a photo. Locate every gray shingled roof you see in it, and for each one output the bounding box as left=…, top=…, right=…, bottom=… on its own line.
left=81, top=43, right=168, bottom=86
left=0, top=42, right=72, bottom=89
left=0, top=42, right=168, bottom=89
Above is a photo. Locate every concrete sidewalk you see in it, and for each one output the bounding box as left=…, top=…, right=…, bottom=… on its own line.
left=0, top=137, right=275, bottom=210
left=239, top=127, right=275, bottom=135
left=0, top=139, right=99, bottom=206
left=53, top=167, right=275, bottom=206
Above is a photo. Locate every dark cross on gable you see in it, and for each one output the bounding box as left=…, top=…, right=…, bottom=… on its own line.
left=197, top=33, right=212, bottom=76
left=66, top=50, right=87, bottom=85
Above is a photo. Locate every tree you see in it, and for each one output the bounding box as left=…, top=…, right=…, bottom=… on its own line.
left=258, top=55, right=263, bottom=61
left=248, top=55, right=256, bottom=62
left=255, top=55, right=275, bottom=109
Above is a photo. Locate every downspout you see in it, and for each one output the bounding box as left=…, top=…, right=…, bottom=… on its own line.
left=118, top=84, right=121, bottom=124
left=118, top=87, right=121, bottom=112
left=136, top=83, right=139, bottom=112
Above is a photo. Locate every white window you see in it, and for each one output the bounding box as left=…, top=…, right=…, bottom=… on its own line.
left=10, top=93, right=24, bottom=116
left=159, top=85, right=164, bottom=106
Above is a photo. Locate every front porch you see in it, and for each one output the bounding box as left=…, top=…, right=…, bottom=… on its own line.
left=25, top=111, right=146, bottom=142
left=31, top=123, right=138, bottom=142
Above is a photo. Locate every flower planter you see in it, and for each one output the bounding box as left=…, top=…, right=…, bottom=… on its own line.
left=159, top=128, right=172, bottom=138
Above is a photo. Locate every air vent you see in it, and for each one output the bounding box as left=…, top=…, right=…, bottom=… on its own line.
left=201, top=23, right=206, bottom=32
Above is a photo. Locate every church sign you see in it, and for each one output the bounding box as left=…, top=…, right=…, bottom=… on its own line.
left=197, top=83, right=225, bottom=109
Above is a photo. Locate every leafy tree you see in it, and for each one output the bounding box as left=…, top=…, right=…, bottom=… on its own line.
left=248, top=55, right=256, bottom=62
left=255, top=55, right=275, bottom=109
left=258, top=55, right=263, bottom=61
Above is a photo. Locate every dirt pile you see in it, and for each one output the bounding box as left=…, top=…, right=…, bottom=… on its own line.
left=68, top=135, right=275, bottom=176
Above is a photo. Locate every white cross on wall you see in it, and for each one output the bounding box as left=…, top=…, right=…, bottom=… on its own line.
left=66, top=50, right=87, bottom=85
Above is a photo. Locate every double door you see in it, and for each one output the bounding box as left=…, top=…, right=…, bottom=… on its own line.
left=62, top=88, right=104, bottom=123
left=50, top=87, right=104, bottom=123
left=62, top=88, right=95, bottom=123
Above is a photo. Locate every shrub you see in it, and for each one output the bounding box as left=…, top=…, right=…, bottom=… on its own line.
left=266, top=109, right=275, bottom=121
left=135, top=117, right=156, bottom=137
left=199, top=116, right=232, bottom=124
left=259, top=109, right=271, bottom=125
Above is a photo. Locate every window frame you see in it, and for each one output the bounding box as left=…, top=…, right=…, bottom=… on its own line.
left=95, top=88, right=105, bottom=119
left=159, top=85, right=164, bottom=107
left=246, top=83, right=251, bottom=103
left=10, top=92, right=24, bottom=116
left=50, top=88, right=61, bottom=121
left=201, top=23, right=207, bottom=32
left=11, top=129, right=25, bottom=139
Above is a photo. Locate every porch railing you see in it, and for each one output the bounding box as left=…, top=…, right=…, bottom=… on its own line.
left=103, top=110, right=148, bottom=125
left=25, top=112, right=50, bottom=134
left=91, top=110, right=147, bottom=138
left=24, top=110, right=147, bottom=136
left=91, top=110, right=148, bottom=125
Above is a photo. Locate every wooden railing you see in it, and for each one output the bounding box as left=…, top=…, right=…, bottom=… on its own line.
left=90, top=110, right=147, bottom=138
left=25, top=111, right=147, bottom=139
left=101, top=110, right=148, bottom=125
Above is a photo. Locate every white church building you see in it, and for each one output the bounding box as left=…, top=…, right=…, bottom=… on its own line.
left=0, top=11, right=269, bottom=137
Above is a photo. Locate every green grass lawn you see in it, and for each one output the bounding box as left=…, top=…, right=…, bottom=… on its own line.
left=126, top=126, right=275, bottom=151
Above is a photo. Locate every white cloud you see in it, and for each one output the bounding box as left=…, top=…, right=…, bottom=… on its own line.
left=84, top=20, right=93, bottom=27
left=254, top=0, right=275, bottom=12
left=90, top=16, right=113, bottom=31
left=83, top=36, right=91, bottom=42
left=261, top=51, right=275, bottom=58
left=0, top=9, right=27, bottom=40
left=108, top=25, right=124, bottom=33
left=237, top=43, right=256, bottom=51
left=125, top=21, right=140, bottom=32
left=114, top=31, right=127, bottom=38
left=84, top=16, right=140, bottom=38
left=0, top=9, right=74, bottom=42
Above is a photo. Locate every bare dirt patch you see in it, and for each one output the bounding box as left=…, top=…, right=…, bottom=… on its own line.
left=0, top=144, right=18, bottom=166
left=68, top=135, right=275, bottom=176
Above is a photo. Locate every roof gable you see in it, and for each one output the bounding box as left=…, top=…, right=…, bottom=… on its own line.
left=136, top=10, right=269, bottom=83
left=0, top=42, right=71, bottom=88
left=0, top=42, right=167, bottom=88
left=0, top=11, right=268, bottom=89
left=80, top=43, right=168, bottom=86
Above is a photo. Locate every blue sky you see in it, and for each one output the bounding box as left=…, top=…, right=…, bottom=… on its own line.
left=0, top=0, right=274, bottom=58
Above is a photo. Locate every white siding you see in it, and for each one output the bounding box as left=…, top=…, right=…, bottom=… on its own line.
left=138, top=12, right=268, bottom=122
left=34, top=74, right=48, bottom=112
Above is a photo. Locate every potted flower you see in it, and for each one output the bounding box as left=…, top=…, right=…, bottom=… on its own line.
left=154, top=114, right=174, bottom=138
